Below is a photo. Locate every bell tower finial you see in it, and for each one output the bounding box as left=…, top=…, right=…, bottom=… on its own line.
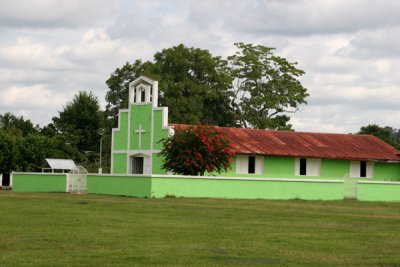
left=129, top=76, right=158, bottom=107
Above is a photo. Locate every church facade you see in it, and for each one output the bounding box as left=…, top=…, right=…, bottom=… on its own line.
left=111, top=76, right=400, bottom=181
left=111, top=76, right=169, bottom=175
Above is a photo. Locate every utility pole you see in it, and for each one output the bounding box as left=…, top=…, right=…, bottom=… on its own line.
left=98, top=129, right=104, bottom=174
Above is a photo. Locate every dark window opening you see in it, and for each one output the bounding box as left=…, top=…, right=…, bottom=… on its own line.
left=360, top=161, right=367, bottom=177
left=300, top=158, right=307, bottom=175
left=132, top=157, right=144, bottom=174
left=248, top=156, right=255, bottom=174
left=141, top=90, right=146, bottom=102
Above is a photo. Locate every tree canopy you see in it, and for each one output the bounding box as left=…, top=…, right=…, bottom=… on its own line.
left=151, top=44, right=235, bottom=126
left=104, top=43, right=308, bottom=130
left=0, top=131, right=16, bottom=174
left=228, top=43, right=308, bottom=129
left=0, top=112, right=38, bottom=136
left=53, top=91, right=104, bottom=153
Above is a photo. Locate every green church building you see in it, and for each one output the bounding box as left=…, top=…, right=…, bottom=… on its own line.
left=111, top=76, right=400, bottom=181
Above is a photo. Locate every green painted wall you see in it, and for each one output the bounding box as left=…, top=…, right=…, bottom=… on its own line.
left=215, top=156, right=348, bottom=180
left=211, top=156, right=400, bottom=181
left=113, top=111, right=128, bottom=150
left=151, top=177, right=343, bottom=200
left=11, top=172, right=400, bottom=202
left=153, top=110, right=168, bottom=150
left=358, top=183, right=400, bottom=201
left=113, top=153, right=127, bottom=174
left=264, top=157, right=295, bottom=178
left=320, top=159, right=349, bottom=179
left=373, top=163, right=400, bottom=181
left=12, top=173, right=66, bottom=192
left=87, top=175, right=151, bottom=197
left=152, top=153, right=167, bottom=174
left=130, top=104, right=152, bottom=151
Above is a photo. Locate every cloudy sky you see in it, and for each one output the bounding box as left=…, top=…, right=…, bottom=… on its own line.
left=0, top=0, right=399, bottom=133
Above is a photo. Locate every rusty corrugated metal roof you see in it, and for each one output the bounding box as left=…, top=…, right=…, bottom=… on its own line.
left=170, top=124, right=400, bottom=162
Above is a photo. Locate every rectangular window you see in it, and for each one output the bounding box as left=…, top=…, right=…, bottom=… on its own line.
left=350, top=161, right=374, bottom=178
left=248, top=156, right=255, bottom=174
left=360, top=161, right=367, bottom=177
left=236, top=155, right=263, bottom=175
left=299, top=158, right=307, bottom=175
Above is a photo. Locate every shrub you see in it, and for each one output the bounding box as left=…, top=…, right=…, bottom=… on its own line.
left=160, top=124, right=235, bottom=176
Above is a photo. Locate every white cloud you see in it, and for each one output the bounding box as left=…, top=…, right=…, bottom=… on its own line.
left=0, top=0, right=399, bottom=134
left=0, top=84, right=66, bottom=109
left=0, top=37, right=75, bottom=70
left=0, top=0, right=117, bottom=29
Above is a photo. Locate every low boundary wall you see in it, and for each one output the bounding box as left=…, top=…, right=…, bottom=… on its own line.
left=10, top=173, right=400, bottom=201
left=12, top=173, right=67, bottom=192
left=87, top=174, right=151, bottom=198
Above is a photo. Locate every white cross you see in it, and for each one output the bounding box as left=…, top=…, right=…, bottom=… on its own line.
left=135, top=125, right=145, bottom=149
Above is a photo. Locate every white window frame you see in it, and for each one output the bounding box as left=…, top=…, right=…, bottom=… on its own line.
left=295, top=158, right=321, bottom=176
left=350, top=161, right=374, bottom=178
left=236, top=155, right=264, bottom=175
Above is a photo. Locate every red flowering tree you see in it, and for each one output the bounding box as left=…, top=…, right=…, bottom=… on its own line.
left=160, top=124, right=235, bottom=176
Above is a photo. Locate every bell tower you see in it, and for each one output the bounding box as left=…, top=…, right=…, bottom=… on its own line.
left=129, top=76, right=158, bottom=107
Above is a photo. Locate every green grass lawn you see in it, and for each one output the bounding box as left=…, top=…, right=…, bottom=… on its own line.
left=1, top=192, right=400, bottom=266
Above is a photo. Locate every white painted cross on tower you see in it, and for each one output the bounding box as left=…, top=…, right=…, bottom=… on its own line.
left=135, top=125, right=145, bottom=150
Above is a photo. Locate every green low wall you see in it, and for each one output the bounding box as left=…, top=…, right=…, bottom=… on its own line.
left=151, top=177, right=344, bottom=200
left=12, top=173, right=67, bottom=192
left=87, top=175, right=152, bottom=198
left=358, top=181, right=400, bottom=201
left=11, top=173, right=400, bottom=202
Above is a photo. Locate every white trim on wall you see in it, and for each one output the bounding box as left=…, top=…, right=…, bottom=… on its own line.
left=367, top=161, right=374, bottom=178
left=111, top=109, right=129, bottom=174
left=307, top=158, right=321, bottom=176
left=236, top=155, right=264, bottom=175
left=295, top=158, right=321, bottom=177
left=350, top=161, right=374, bottom=178
left=295, top=158, right=300, bottom=176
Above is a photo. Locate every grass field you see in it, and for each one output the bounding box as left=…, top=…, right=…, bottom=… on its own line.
left=1, top=192, right=400, bottom=266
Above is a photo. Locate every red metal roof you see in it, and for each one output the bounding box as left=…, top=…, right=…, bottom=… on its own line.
left=170, top=124, right=400, bottom=162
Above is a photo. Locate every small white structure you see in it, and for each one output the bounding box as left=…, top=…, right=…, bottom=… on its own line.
left=42, top=158, right=78, bottom=173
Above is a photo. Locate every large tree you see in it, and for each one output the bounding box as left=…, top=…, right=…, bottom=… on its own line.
left=105, top=43, right=309, bottom=130
left=151, top=44, right=235, bottom=126
left=358, top=124, right=400, bottom=149
left=53, top=91, right=104, bottom=153
left=104, top=45, right=236, bottom=127
left=228, top=43, right=309, bottom=129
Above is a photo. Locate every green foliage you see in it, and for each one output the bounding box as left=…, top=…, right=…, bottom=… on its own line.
left=358, top=124, right=400, bottom=149
left=0, top=131, right=16, bottom=173
left=15, top=135, right=50, bottom=172
left=104, top=45, right=236, bottom=127
left=160, top=124, right=235, bottom=176
left=105, top=60, right=152, bottom=122
left=105, top=43, right=308, bottom=130
left=228, top=42, right=309, bottom=129
left=152, top=44, right=236, bottom=126
left=53, top=91, right=104, bottom=153
left=0, top=112, right=38, bottom=136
